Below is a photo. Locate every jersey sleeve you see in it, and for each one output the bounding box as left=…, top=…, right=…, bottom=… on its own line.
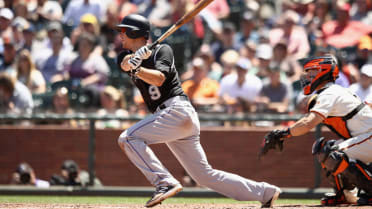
left=310, top=91, right=337, bottom=118
left=153, top=45, right=174, bottom=76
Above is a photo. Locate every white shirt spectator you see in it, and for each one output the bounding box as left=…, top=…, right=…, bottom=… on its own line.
left=219, top=73, right=263, bottom=102
left=62, top=0, right=105, bottom=28
left=349, top=64, right=372, bottom=102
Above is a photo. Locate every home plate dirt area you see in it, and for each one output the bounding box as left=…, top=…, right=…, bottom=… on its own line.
left=1, top=203, right=371, bottom=209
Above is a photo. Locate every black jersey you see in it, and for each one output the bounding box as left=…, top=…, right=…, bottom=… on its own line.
left=117, top=44, right=186, bottom=113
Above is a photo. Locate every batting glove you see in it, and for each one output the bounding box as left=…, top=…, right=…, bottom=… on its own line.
left=135, top=45, right=152, bottom=60
left=128, top=55, right=142, bottom=69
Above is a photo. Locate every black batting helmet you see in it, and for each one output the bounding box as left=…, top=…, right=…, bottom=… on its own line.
left=116, top=14, right=150, bottom=40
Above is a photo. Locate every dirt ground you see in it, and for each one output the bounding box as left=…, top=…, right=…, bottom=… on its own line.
left=1, top=203, right=371, bottom=209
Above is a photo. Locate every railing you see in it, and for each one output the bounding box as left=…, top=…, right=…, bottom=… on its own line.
left=1, top=113, right=320, bottom=186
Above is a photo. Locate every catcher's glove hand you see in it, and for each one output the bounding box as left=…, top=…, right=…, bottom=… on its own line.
left=258, top=128, right=291, bottom=159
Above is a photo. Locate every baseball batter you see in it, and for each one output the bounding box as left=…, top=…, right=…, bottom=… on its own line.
left=260, top=54, right=372, bottom=206
left=115, top=14, right=281, bottom=208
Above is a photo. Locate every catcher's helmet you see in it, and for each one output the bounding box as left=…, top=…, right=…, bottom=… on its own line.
left=299, top=54, right=339, bottom=95
left=116, top=14, right=150, bottom=39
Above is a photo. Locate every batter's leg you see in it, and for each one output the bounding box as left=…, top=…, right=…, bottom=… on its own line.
left=166, top=136, right=280, bottom=204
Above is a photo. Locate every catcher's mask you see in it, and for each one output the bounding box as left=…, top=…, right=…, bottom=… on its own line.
left=116, top=14, right=150, bottom=40
left=299, top=55, right=339, bottom=95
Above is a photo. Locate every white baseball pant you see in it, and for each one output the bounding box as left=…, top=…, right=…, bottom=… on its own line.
left=118, top=96, right=279, bottom=203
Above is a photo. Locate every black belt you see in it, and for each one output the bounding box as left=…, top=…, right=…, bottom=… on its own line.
left=158, top=95, right=189, bottom=110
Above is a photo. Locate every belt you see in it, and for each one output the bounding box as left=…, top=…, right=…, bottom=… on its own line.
left=158, top=95, right=189, bottom=110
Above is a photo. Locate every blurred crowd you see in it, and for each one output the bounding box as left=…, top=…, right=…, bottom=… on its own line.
left=10, top=160, right=102, bottom=188
left=0, top=0, right=371, bottom=128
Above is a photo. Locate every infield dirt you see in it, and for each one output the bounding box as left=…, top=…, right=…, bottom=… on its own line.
left=1, top=203, right=371, bottom=209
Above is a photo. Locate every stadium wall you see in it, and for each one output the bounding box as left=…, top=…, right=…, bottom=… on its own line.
left=0, top=126, right=336, bottom=188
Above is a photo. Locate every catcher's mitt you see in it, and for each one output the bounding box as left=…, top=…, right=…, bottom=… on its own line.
left=258, top=129, right=291, bottom=159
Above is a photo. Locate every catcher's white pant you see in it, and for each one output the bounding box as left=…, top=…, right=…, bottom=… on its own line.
left=118, top=96, right=279, bottom=203
left=336, top=132, right=372, bottom=164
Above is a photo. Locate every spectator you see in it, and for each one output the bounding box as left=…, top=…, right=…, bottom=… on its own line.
left=271, top=41, right=302, bottom=82
left=37, top=33, right=73, bottom=84
left=211, top=22, right=237, bottom=63
left=0, top=37, right=17, bottom=77
left=96, top=85, right=129, bottom=129
left=10, top=162, right=50, bottom=188
left=28, top=0, right=63, bottom=32
left=350, top=0, right=372, bottom=25
left=196, top=44, right=223, bottom=81
left=66, top=32, right=109, bottom=106
left=50, top=159, right=102, bottom=187
left=255, top=64, right=291, bottom=114
left=16, top=49, right=46, bottom=94
left=219, top=58, right=262, bottom=113
left=253, top=43, right=273, bottom=79
left=20, top=23, right=37, bottom=53
left=218, top=49, right=240, bottom=80
left=0, top=73, right=33, bottom=114
left=240, top=40, right=258, bottom=67
left=0, top=8, right=14, bottom=40
left=181, top=57, right=219, bottom=110
left=62, top=0, right=105, bottom=29
left=353, top=35, right=372, bottom=69
left=70, top=13, right=100, bottom=49
left=234, top=11, right=259, bottom=47
left=43, top=21, right=74, bottom=54
left=322, top=2, right=372, bottom=49
left=269, top=10, right=310, bottom=59
left=349, top=64, right=372, bottom=102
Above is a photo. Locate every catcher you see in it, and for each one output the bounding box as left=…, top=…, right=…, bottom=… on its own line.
left=259, top=54, right=372, bottom=206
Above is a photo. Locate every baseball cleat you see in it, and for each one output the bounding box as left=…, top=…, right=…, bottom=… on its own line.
left=145, top=184, right=183, bottom=208
left=357, top=194, right=372, bottom=205
left=261, top=187, right=281, bottom=208
left=321, top=192, right=352, bottom=206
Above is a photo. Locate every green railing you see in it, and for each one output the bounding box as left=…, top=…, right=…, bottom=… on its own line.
left=1, top=113, right=320, bottom=187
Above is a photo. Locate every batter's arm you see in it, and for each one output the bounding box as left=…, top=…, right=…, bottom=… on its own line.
left=135, top=67, right=166, bottom=87
left=120, top=55, right=166, bottom=86
left=288, top=112, right=324, bottom=136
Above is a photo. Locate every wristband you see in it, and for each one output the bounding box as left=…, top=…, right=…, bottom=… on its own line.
left=284, top=128, right=292, bottom=138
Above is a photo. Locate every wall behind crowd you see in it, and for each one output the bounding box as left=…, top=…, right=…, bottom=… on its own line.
left=0, top=0, right=371, bottom=126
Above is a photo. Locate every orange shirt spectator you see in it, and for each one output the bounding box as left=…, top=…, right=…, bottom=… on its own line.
left=182, top=57, right=219, bottom=108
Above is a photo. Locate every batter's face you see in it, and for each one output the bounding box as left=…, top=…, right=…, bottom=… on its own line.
left=119, top=29, right=132, bottom=49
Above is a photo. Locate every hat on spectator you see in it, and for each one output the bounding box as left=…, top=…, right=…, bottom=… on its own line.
left=235, top=58, right=252, bottom=71
left=337, top=2, right=351, bottom=12
left=80, top=13, right=98, bottom=25
left=47, top=21, right=63, bottom=32
left=0, top=8, right=14, bottom=20
left=361, top=64, right=372, bottom=77
left=358, top=35, right=372, bottom=51
left=283, top=10, right=300, bottom=24
left=192, top=57, right=205, bottom=68
left=221, top=49, right=240, bottom=66
left=102, top=86, right=121, bottom=101
left=256, top=44, right=273, bottom=60
left=291, top=0, right=314, bottom=4
left=242, top=11, right=255, bottom=21
left=11, top=16, right=28, bottom=31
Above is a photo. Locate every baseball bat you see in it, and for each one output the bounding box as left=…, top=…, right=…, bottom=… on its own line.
left=149, top=0, right=214, bottom=49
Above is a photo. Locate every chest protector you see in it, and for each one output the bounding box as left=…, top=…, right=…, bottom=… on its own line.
left=307, top=90, right=366, bottom=139
left=323, top=103, right=366, bottom=139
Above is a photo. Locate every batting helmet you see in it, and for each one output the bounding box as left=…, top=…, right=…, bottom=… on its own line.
left=299, top=54, right=339, bottom=95
left=116, top=14, right=150, bottom=40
